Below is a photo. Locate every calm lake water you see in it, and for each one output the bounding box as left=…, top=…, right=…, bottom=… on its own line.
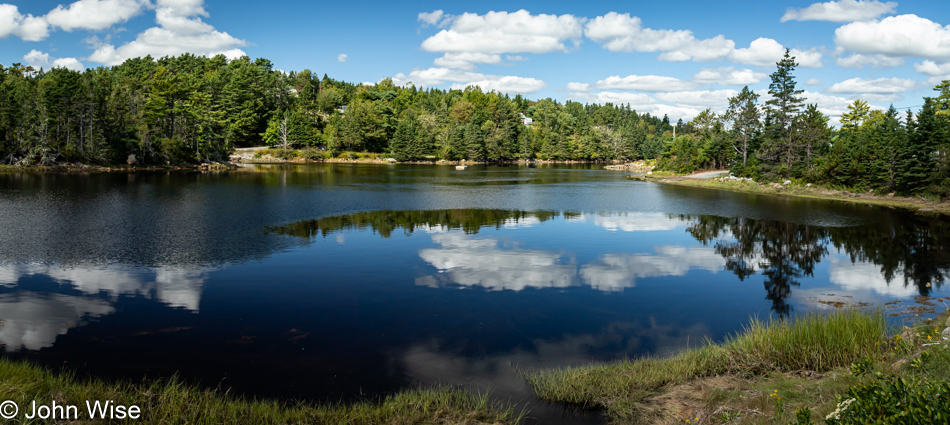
left=1, top=163, right=948, bottom=423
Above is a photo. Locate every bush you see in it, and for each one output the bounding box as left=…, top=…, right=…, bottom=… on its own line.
left=824, top=373, right=950, bottom=424
left=299, top=148, right=330, bottom=161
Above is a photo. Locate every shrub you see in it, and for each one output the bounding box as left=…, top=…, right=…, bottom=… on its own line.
left=824, top=373, right=950, bottom=424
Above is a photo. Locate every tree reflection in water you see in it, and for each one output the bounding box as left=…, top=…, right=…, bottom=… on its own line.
left=683, top=214, right=949, bottom=316
left=269, top=209, right=950, bottom=316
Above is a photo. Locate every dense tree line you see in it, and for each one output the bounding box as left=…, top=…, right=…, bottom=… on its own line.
left=1, top=54, right=678, bottom=166
left=3, top=52, right=946, bottom=197
left=657, top=49, right=950, bottom=198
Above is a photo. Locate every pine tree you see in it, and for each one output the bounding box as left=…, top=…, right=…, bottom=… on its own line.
left=760, top=49, right=805, bottom=179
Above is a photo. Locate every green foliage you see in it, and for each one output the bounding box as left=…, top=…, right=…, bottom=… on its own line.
left=794, top=407, right=816, bottom=425
left=2, top=54, right=948, bottom=196
left=824, top=373, right=950, bottom=424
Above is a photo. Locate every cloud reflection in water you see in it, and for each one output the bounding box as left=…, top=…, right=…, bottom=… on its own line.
left=417, top=232, right=727, bottom=292
left=0, top=293, right=114, bottom=351
left=0, top=263, right=212, bottom=351
left=417, top=233, right=577, bottom=291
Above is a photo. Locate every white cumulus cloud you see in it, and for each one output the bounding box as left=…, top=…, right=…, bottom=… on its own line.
left=88, top=0, right=247, bottom=66
left=654, top=90, right=739, bottom=109
left=836, top=53, right=904, bottom=68
left=729, top=38, right=823, bottom=68
left=337, top=53, right=347, bottom=62
left=826, top=77, right=918, bottom=94
left=0, top=4, right=49, bottom=41
left=595, top=74, right=697, bottom=92
left=433, top=52, right=502, bottom=70
left=585, top=12, right=734, bottom=62
left=914, top=60, right=950, bottom=77
left=421, top=10, right=583, bottom=55
left=565, top=82, right=590, bottom=92
left=45, top=0, right=147, bottom=31
left=693, top=67, right=767, bottom=86
left=22, top=49, right=85, bottom=72
left=781, top=0, right=897, bottom=23
left=835, top=14, right=950, bottom=62
left=418, top=9, right=444, bottom=27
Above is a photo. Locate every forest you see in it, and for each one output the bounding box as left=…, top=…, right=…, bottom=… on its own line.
left=0, top=51, right=947, bottom=197
left=0, top=53, right=672, bottom=168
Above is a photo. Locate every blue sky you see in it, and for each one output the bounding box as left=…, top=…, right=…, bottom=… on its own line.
left=2, top=0, right=949, bottom=125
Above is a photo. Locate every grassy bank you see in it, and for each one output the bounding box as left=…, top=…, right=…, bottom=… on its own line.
left=629, top=173, right=950, bottom=216
left=528, top=309, right=950, bottom=424
left=0, top=358, right=522, bottom=424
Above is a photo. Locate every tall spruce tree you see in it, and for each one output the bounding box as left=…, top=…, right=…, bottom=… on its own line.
left=760, top=49, right=805, bottom=179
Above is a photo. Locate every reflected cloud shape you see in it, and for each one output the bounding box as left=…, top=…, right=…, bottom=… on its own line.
left=502, top=216, right=541, bottom=229
left=828, top=255, right=918, bottom=297
left=418, top=232, right=726, bottom=293
left=398, top=319, right=711, bottom=402
left=580, top=246, right=726, bottom=291
left=0, top=264, right=210, bottom=312
left=581, top=212, right=686, bottom=232
left=0, top=293, right=114, bottom=351
left=153, top=268, right=209, bottom=311
left=417, top=233, right=577, bottom=291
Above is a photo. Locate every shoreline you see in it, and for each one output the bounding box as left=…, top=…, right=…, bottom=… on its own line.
left=0, top=358, right=523, bottom=424
left=5, top=308, right=947, bottom=424
left=0, top=163, right=237, bottom=173
left=629, top=172, right=950, bottom=216
left=528, top=308, right=950, bottom=424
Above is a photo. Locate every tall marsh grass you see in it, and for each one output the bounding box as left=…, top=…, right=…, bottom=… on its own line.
left=527, top=310, right=887, bottom=413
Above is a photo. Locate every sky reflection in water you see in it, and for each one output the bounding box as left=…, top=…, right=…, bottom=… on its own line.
left=0, top=166, right=947, bottom=424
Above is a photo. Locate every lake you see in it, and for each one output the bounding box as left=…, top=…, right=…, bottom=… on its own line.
left=0, top=163, right=947, bottom=424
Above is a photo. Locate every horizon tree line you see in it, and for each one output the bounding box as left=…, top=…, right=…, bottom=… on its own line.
left=0, top=51, right=947, bottom=198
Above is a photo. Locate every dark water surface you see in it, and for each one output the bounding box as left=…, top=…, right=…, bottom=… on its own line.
left=1, top=163, right=948, bottom=424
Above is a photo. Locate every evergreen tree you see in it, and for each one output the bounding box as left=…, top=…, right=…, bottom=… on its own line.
left=725, top=86, right=761, bottom=171
left=760, top=49, right=805, bottom=179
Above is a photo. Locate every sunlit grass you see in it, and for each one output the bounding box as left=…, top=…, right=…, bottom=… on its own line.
left=527, top=310, right=888, bottom=423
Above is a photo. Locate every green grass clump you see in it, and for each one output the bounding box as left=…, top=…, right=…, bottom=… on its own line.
left=725, top=310, right=886, bottom=373
left=0, top=358, right=522, bottom=424
left=527, top=310, right=888, bottom=422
